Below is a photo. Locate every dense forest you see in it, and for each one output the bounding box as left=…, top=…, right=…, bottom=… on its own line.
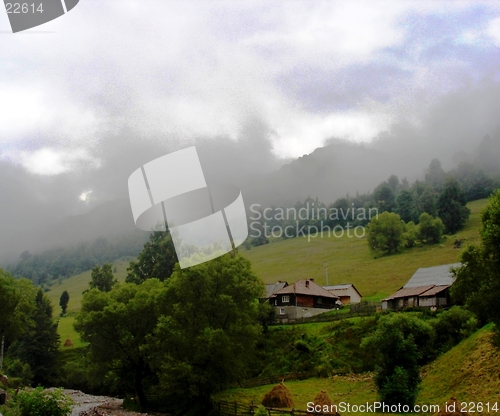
left=247, top=157, right=498, bottom=247
left=6, top=230, right=149, bottom=288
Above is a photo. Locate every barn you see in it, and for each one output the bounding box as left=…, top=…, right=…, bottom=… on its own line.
left=382, top=263, right=460, bottom=311
left=323, top=283, right=362, bottom=304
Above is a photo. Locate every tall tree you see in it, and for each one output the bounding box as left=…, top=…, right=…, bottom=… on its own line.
left=148, top=254, right=265, bottom=414
left=396, top=190, right=417, bottom=223
left=10, top=289, right=60, bottom=386
left=89, top=263, right=117, bottom=292
left=437, top=178, right=470, bottom=234
left=425, top=158, right=446, bottom=192
left=126, top=230, right=177, bottom=284
left=373, top=184, right=396, bottom=213
left=75, top=279, right=167, bottom=407
left=59, top=290, right=69, bottom=315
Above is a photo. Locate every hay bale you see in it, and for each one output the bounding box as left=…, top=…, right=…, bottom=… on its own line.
left=436, top=397, right=470, bottom=416
left=262, top=382, right=294, bottom=408
left=308, top=390, right=340, bottom=415
left=63, top=338, right=73, bottom=347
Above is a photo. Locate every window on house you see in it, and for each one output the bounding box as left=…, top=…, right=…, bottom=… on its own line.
left=282, top=295, right=290, bottom=303
left=317, top=297, right=323, bottom=304
left=279, top=308, right=285, bottom=315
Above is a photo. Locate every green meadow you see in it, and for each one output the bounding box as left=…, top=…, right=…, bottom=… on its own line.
left=241, top=199, right=486, bottom=301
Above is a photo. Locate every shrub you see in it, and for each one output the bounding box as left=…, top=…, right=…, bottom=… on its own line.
left=14, top=387, right=73, bottom=416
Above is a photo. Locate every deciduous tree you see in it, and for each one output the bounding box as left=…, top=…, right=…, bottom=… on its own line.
left=126, top=230, right=177, bottom=284
left=362, top=314, right=433, bottom=407
left=89, top=263, right=116, bottom=292
left=366, top=212, right=405, bottom=256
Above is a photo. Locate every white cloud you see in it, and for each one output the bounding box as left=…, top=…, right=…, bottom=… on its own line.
left=271, top=108, right=391, bottom=158
left=487, top=16, right=500, bottom=46
left=1, top=148, right=101, bottom=176
left=0, top=0, right=499, bottom=165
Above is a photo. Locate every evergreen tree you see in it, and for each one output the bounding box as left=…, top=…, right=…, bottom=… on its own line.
left=59, top=290, right=69, bottom=315
left=396, top=190, right=417, bottom=223
left=11, top=289, right=60, bottom=386
left=425, top=158, right=446, bottom=191
left=437, top=178, right=470, bottom=234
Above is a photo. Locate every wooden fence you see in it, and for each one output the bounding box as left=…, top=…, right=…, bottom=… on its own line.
left=216, top=401, right=313, bottom=416
left=274, top=302, right=380, bottom=325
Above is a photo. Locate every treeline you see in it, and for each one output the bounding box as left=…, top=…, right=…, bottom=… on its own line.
left=247, top=157, right=498, bottom=247
left=7, top=230, right=149, bottom=287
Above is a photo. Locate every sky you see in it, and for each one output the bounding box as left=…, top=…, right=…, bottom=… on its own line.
left=0, top=0, right=500, bottom=260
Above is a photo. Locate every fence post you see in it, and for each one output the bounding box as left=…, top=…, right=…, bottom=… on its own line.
left=234, top=401, right=238, bottom=415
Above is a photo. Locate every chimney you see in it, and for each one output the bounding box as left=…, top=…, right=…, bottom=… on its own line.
left=305, top=280, right=309, bottom=288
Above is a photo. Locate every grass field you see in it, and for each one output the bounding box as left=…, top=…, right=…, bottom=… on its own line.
left=241, top=199, right=487, bottom=301
left=45, top=257, right=132, bottom=348
left=45, top=257, right=131, bottom=316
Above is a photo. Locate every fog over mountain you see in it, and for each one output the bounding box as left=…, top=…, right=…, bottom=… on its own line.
left=1, top=1, right=499, bottom=263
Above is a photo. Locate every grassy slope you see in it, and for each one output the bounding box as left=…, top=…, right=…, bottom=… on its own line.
left=419, top=323, right=500, bottom=406
left=45, top=257, right=131, bottom=347
left=241, top=199, right=486, bottom=301
left=217, top=324, right=500, bottom=415
left=45, top=257, right=131, bottom=316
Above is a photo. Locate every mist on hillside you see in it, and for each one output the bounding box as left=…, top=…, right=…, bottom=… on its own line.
left=1, top=80, right=500, bottom=264
left=1, top=2, right=500, bottom=264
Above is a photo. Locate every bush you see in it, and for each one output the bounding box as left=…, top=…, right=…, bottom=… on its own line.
left=431, top=306, right=478, bottom=353
left=14, top=387, right=73, bottom=416
left=402, top=221, right=419, bottom=248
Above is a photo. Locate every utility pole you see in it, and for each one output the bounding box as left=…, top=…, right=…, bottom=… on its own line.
left=324, top=262, right=328, bottom=286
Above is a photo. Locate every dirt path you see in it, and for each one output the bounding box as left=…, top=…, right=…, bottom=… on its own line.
left=63, top=390, right=168, bottom=416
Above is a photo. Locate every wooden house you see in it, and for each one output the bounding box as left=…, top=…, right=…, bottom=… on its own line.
left=270, top=278, right=339, bottom=322
left=382, top=263, right=460, bottom=310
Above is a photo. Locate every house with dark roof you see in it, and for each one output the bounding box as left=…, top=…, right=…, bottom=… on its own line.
left=323, top=283, right=362, bottom=304
left=382, top=263, right=460, bottom=310
left=270, top=278, right=339, bottom=322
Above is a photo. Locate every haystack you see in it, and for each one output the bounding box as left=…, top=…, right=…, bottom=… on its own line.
left=436, top=397, right=470, bottom=416
left=262, top=382, right=294, bottom=408
left=308, top=390, right=340, bottom=415
left=63, top=338, right=73, bottom=347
